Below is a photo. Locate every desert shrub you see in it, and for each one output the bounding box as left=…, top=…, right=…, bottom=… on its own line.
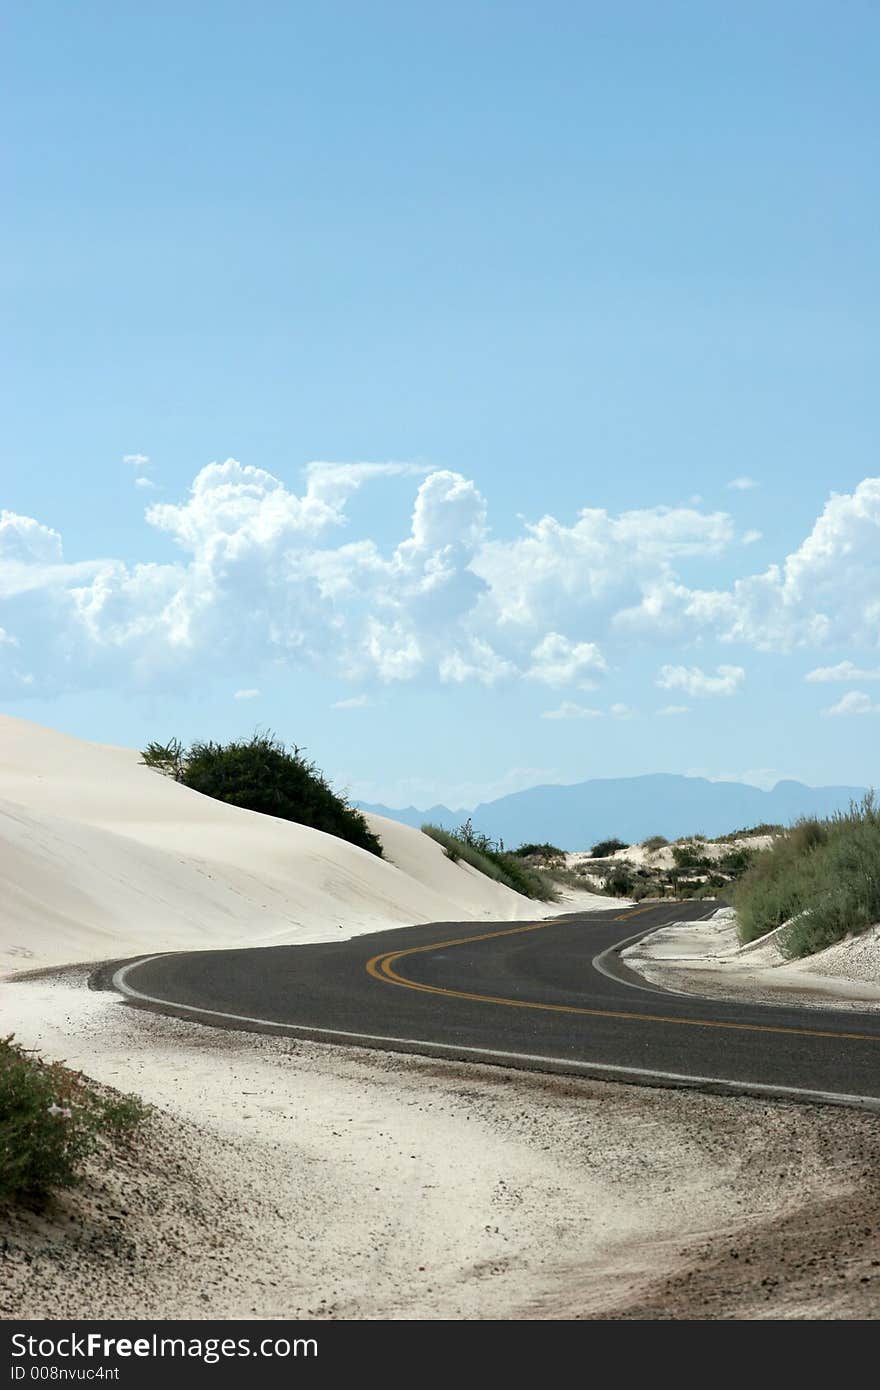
left=421, top=824, right=558, bottom=901
left=734, top=797, right=880, bottom=956
left=641, top=835, right=669, bottom=852
left=512, top=842, right=566, bottom=863
left=140, top=738, right=185, bottom=780
left=672, top=843, right=711, bottom=870
left=603, top=866, right=634, bottom=896
left=713, top=823, right=784, bottom=843
left=629, top=882, right=655, bottom=901
left=590, top=837, right=629, bottom=858
left=142, top=732, right=382, bottom=857
left=718, top=847, right=754, bottom=876
left=0, top=1037, right=146, bottom=1207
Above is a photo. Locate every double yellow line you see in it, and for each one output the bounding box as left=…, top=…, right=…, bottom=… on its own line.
left=365, top=906, right=879, bottom=1043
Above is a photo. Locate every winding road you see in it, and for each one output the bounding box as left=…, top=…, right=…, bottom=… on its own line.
left=112, top=901, right=880, bottom=1108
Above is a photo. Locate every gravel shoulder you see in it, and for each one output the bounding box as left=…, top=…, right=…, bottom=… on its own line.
left=2, top=970, right=879, bottom=1320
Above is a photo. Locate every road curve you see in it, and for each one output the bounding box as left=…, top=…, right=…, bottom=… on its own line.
left=111, top=902, right=880, bottom=1109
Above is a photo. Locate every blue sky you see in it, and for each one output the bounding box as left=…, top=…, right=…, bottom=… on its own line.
left=3, top=2, right=879, bottom=808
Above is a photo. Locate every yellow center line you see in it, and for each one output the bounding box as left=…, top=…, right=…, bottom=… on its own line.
left=364, top=907, right=880, bottom=1044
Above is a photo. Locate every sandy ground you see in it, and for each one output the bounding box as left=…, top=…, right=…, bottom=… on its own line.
left=624, top=909, right=880, bottom=1012
left=3, top=969, right=880, bottom=1320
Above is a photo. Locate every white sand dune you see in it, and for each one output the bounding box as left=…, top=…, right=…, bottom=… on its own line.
left=623, top=907, right=880, bottom=1009
left=0, top=715, right=609, bottom=971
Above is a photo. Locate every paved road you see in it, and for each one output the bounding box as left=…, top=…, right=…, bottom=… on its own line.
left=112, top=901, right=880, bottom=1107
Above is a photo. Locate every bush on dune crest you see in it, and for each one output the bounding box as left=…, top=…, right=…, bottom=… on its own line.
left=734, top=796, right=880, bottom=958
left=142, top=733, right=383, bottom=858
left=421, top=821, right=558, bottom=902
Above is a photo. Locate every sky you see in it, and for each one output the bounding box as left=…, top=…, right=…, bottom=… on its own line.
left=3, top=2, right=879, bottom=809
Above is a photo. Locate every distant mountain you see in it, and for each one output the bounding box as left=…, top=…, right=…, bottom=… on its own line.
left=357, top=801, right=466, bottom=832
left=358, top=775, right=870, bottom=851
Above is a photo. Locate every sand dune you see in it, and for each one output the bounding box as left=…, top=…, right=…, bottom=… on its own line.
left=0, top=716, right=604, bottom=971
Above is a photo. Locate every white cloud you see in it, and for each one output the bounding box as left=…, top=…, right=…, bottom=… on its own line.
left=135, top=477, right=156, bottom=490
left=822, top=690, right=880, bottom=718
left=727, top=476, right=758, bottom=491
left=742, top=529, right=762, bottom=545
left=656, top=664, right=745, bottom=697
left=439, top=639, right=514, bottom=686
left=806, top=660, right=880, bottom=683
left=123, top=453, right=150, bottom=472
left=657, top=704, right=689, bottom=716
left=527, top=632, right=607, bottom=688
left=7, top=460, right=880, bottom=705
left=610, top=702, right=635, bottom=718
left=332, top=694, right=369, bottom=709
left=647, top=478, right=880, bottom=651
left=233, top=688, right=260, bottom=701
left=541, top=701, right=603, bottom=721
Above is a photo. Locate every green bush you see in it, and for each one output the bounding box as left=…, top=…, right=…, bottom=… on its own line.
left=142, top=732, right=382, bottom=858
left=511, top=842, right=566, bottom=863
left=718, top=847, right=754, bottom=876
left=590, top=837, right=629, bottom=858
left=641, top=835, right=669, bottom=852
left=421, top=824, right=558, bottom=901
left=0, top=1037, right=146, bottom=1207
left=734, top=797, right=880, bottom=957
left=672, top=843, right=711, bottom=870
left=603, top=866, right=634, bottom=896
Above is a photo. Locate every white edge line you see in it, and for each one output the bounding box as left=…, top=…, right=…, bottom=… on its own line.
left=112, top=956, right=880, bottom=1113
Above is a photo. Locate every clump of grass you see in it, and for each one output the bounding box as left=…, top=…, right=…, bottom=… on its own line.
left=712, top=823, right=784, bottom=843
left=422, top=821, right=558, bottom=901
left=641, top=835, right=669, bottom=852
left=0, top=1037, right=147, bottom=1207
left=734, top=796, right=880, bottom=957
left=590, top=837, right=629, bottom=858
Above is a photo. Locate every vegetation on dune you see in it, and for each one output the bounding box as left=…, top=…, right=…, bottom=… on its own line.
left=511, top=842, right=566, bottom=863
left=641, top=835, right=669, bottom=852
left=421, top=820, right=559, bottom=901
left=142, top=732, right=383, bottom=857
left=712, top=823, right=784, bottom=843
left=734, top=796, right=880, bottom=957
left=0, top=1036, right=146, bottom=1207
left=590, top=837, right=629, bottom=858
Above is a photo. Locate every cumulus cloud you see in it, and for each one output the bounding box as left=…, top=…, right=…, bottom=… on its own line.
left=806, top=661, right=880, bottom=683
left=332, top=694, right=369, bottom=709
left=727, top=476, right=758, bottom=491
left=233, top=688, right=260, bottom=700
left=648, top=478, right=880, bottom=651
left=527, top=632, right=607, bottom=688
left=657, top=664, right=745, bottom=697
left=742, top=529, right=762, bottom=545
left=5, top=460, right=880, bottom=703
left=822, top=690, right=880, bottom=717
left=610, top=702, right=636, bottom=718
left=541, top=701, right=603, bottom=720
left=657, top=704, right=689, bottom=716
left=123, top=453, right=150, bottom=471
left=135, top=477, right=156, bottom=490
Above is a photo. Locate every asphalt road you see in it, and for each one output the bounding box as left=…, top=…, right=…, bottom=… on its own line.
left=112, top=901, right=880, bottom=1107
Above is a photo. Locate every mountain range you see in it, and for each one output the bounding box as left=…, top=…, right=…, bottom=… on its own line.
left=358, top=775, right=871, bottom=851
